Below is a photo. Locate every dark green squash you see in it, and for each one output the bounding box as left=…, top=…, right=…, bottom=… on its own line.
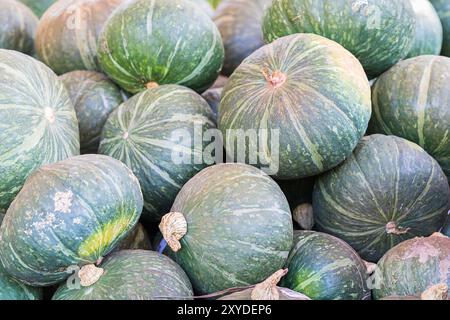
left=213, top=0, right=272, bottom=76
left=370, top=55, right=450, bottom=181
left=159, top=163, right=293, bottom=294
left=19, top=0, right=56, bottom=17
left=219, top=33, right=371, bottom=179
left=0, top=154, right=143, bottom=286
left=35, top=0, right=125, bottom=74
left=97, top=0, right=224, bottom=94
left=281, top=231, right=370, bottom=300
left=0, top=268, right=42, bottom=300
left=0, top=0, right=38, bottom=55
left=313, top=134, right=450, bottom=262
left=59, top=71, right=125, bottom=154
left=263, top=0, right=416, bottom=79
left=52, top=250, right=193, bottom=300
left=430, top=0, right=450, bottom=56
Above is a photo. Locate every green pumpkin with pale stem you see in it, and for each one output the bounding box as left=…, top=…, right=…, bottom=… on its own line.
left=219, top=33, right=371, bottom=180
left=0, top=154, right=143, bottom=286
left=430, top=0, right=450, bottom=56
left=97, top=0, right=224, bottom=94
left=0, top=268, right=42, bottom=300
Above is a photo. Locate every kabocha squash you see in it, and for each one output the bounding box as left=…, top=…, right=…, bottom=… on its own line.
left=380, top=284, right=449, bottom=300
left=430, top=0, right=450, bottom=56
left=0, top=154, right=143, bottom=286
left=97, top=0, right=224, bottom=94
left=373, top=233, right=450, bottom=299
left=281, top=231, right=370, bottom=300
left=159, top=163, right=293, bottom=294
left=313, top=135, right=450, bottom=262
left=213, top=0, right=272, bottom=76
left=219, top=34, right=371, bottom=179
left=370, top=56, right=450, bottom=181
left=0, top=0, right=38, bottom=55
left=0, top=49, right=79, bottom=214
left=19, top=0, right=56, bottom=17
left=59, top=71, right=125, bottom=154
left=99, top=85, right=216, bottom=221
left=52, top=250, right=193, bottom=300
left=263, top=0, right=416, bottom=79
left=0, top=268, right=42, bottom=300
left=35, top=0, right=125, bottom=74
left=406, top=0, right=443, bottom=58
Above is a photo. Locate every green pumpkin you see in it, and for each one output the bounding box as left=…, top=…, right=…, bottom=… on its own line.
left=0, top=49, right=80, bottom=214
left=263, top=0, right=416, bottom=79
left=97, top=0, right=224, bottom=94
left=59, top=71, right=125, bottom=154
left=373, top=233, right=450, bottom=299
left=0, top=0, right=38, bottom=55
left=281, top=231, right=370, bottom=300
left=52, top=250, right=193, bottom=300
left=313, top=134, right=450, bottom=262
left=35, top=0, right=125, bottom=74
left=430, top=0, right=450, bottom=56
left=159, top=163, right=293, bottom=294
left=213, top=0, right=272, bottom=76
left=19, top=0, right=56, bottom=17
left=0, top=154, right=143, bottom=286
left=0, top=268, right=42, bottom=300
left=99, top=85, right=216, bottom=221
left=219, top=33, right=371, bottom=179
left=370, top=55, right=450, bottom=181
left=406, top=0, right=443, bottom=58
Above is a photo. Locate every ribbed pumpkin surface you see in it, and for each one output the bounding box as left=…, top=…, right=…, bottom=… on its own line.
left=430, top=0, right=450, bottom=56
left=219, top=33, right=371, bottom=179
left=0, top=49, right=80, bottom=214
left=53, top=250, right=193, bottom=300
left=0, top=268, right=42, bottom=300
left=314, top=135, right=450, bottom=262
left=19, top=0, right=56, bottom=17
left=0, top=154, right=143, bottom=286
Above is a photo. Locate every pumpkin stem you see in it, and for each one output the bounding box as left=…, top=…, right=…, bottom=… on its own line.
left=363, top=260, right=377, bottom=275
left=385, top=221, right=410, bottom=235
left=262, top=68, right=287, bottom=89
left=250, top=269, right=288, bottom=300
left=145, top=81, right=159, bottom=90
left=159, top=212, right=187, bottom=252
left=293, top=203, right=314, bottom=230
left=421, top=283, right=448, bottom=300
left=78, top=264, right=104, bottom=287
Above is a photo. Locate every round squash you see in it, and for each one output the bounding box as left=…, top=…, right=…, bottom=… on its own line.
left=0, top=0, right=38, bottom=55
left=380, top=283, right=449, bottom=300
left=59, top=71, right=125, bottom=154
left=159, top=163, right=293, bottom=294
left=0, top=154, right=143, bottom=286
left=281, top=231, right=370, bottom=300
left=213, top=0, right=272, bottom=76
left=406, top=0, right=443, bottom=58
left=99, top=85, right=216, bottom=221
left=219, top=33, right=371, bottom=179
left=373, top=233, right=450, bottom=299
left=0, top=268, right=42, bottom=300
left=430, top=0, right=450, bottom=56
left=0, top=49, right=80, bottom=214
left=97, top=0, right=224, bottom=94
left=370, top=55, right=450, bottom=181
left=263, top=0, right=416, bottom=79
left=19, top=0, right=56, bottom=17
left=52, top=250, right=193, bottom=300
left=35, top=0, right=125, bottom=75
left=313, top=134, right=450, bottom=262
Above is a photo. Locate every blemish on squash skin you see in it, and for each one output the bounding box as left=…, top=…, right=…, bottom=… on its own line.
left=54, top=190, right=73, bottom=213
left=402, top=239, right=440, bottom=263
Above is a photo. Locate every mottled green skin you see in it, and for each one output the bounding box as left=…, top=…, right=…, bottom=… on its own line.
left=19, top=0, right=56, bottom=17
left=201, top=87, right=222, bottom=123
left=53, top=250, right=193, bottom=300
left=373, top=235, right=450, bottom=299
left=97, top=0, right=224, bottom=94
left=59, top=71, right=124, bottom=154
left=313, top=135, right=450, bottom=262
left=114, top=223, right=152, bottom=251
left=276, top=177, right=315, bottom=211
left=370, top=56, right=450, bottom=181
left=406, top=0, right=443, bottom=58
left=263, top=0, right=416, bottom=79
left=0, top=0, right=38, bottom=55
left=213, top=0, right=272, bottom=76
left=36, top=0, right=125, bottom=75
left=0, top=49, right=80, bottom=214
left=430, top=0, right=450, bottom=56
left=219, top=34, right=371, bottom=179
left=99, top=85, right=216, bottom=221
left=0, top=155, right=143, bottom=286
left=0, top=267, right=42, bottom=300
left=281, top=231, right=370, bottom=300
left=166, top=163, right=293, bottom=294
